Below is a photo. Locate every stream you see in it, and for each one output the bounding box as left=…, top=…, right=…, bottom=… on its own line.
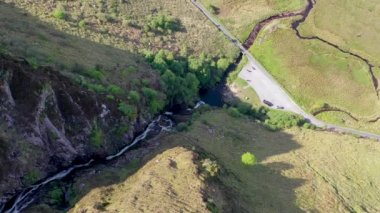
left=0, top=114, right=177, bottom=213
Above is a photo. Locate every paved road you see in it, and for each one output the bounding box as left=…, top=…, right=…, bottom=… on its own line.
left=191, top=0, right=380, bottom=141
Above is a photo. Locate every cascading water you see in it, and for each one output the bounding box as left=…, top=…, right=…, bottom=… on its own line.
left=1, top=114, right=174, bottom=213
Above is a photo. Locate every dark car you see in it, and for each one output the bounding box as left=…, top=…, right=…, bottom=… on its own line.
left=276, top=106, right=284, bottom=109
left=263, top=100, right=273, bottom=107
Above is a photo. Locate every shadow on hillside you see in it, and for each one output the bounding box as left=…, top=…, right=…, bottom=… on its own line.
left=0, top=2, right=151, bottom=73
left=26, top=112, right=306, bottom=213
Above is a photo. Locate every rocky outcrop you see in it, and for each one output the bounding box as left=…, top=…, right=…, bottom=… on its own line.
left=0, top=54, right=152, bottom=202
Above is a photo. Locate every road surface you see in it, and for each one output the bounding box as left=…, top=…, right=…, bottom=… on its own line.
left=191, top=0, right=380, bottom=141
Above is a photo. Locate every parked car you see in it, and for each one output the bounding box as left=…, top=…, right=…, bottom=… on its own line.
left=276, top=106, right=284, bottom=109
left=263, top=100, right=273, bottom=107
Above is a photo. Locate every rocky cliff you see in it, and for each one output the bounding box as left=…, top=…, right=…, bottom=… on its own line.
left=0, top=54, right=154, bottom=203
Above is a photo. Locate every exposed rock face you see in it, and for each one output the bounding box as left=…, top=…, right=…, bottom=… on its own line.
left=0, top=55, right=151, bottom=202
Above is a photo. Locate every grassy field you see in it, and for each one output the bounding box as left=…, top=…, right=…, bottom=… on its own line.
left=199, top=0, right=307, bottom=41
left=60, top=109, right=380, bottom=212
left=250, top=17, right=380, bottom=133
left=198, top=0, right=380, bottom=133
left=251, top=18, right=380, bottom=115
left=4, top=0, right=238, bottom=58
left=298, top=0, right=380, bottom=65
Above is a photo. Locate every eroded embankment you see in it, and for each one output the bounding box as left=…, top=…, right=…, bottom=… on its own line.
left=312, top=108, right=359, bottom=121
left=242, top=1, right=310, bottom=49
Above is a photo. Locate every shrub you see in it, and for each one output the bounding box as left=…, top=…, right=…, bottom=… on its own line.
left=48, top=186, right=64, bottom=205
left=265, top=110, right=306, bottom=129
left=207, top=4, right=219, bottom=15
left=118, top=102, right=137, bottom=120
left=216, top=57, right=230, bottom=71
left=85, top=68, right=105, bottom=81
left=107, top=85, right=124, bottom=96
left=303, top=122, right=316, bottom=130
left=227, top=107, right=241, bottom=118
left=207, top=201, right=219, bottom=213
left=128, top=90, right=140, bottom=104
left=86, top=83, right=107, bottom=93
left=237, top=102, right=253, bottom=115
left=176, top=122, right=189, bottom=132
left=115, top=124, right=129, bottom=137
left=90, top=125, right=103, bottom=148
left=241, top=152, right=256, bottom=166
left=78, top=20, right=86, bottom=28
left=26, top=57, right=39, bottom=69
left=201, top=159, right=220, bottom=177
left=24, top=170, right=40, bottom=184
left=52, top=8, right=66, bottom=20
left=146, top=14, right=181, bottom=34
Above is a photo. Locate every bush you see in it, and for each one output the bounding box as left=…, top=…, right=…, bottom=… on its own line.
left=237, top=102, right=253, bottom=115
left=90, top=125, right=103, bottom=148
left=201, top=159, right=220, bottom=177
left=85, top=68, right=105, bottom=81
left=118, top=103, right=137, bottom=120
left=107, top=85, right=124, bottom=96
left=227, top=107, right=241, bottom=118
left=48, top=186, right=64, bottom=205
left=52, top=8, right=66, bottom=20
left=85, top=83, right=107, bottom=93
left=207, top=4, right=219, bottom=15
left=303, top=122, right=316, bottom=130
left=146, top=14, right=181, bottom=33
left=24, top=170, right=40, bottom=185
left=265, top=110, right=306, bottom=129
left=241, top=152, right=256, bottom=166
left=128, top=90, right=140, bottom=104
left=176, top=122, right=189, bottom=132
left=78, top=20, right=86, bottom=28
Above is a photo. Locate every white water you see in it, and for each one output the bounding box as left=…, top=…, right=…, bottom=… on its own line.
left=4, top=160, right=94, bottom=213
left=2, top=115, right=174, bottom=213
left=106, top=115, right=173, bottom=161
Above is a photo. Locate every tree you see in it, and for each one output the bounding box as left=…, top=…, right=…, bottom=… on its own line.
left=161, top=70, right=178, bottom=106
left=217, top=57, right=230, bottom=71
left=118, top=102, right=137, bottom=120
left=142, top=87, right=165, bottom=114
left=169, top=60, right=185, bottom=76
left=152, top=50, right=168, bottom=72
left=241, top=152, right=256, bottom=166
left=183, top=73, right=200, bottom=104
left=128, top=90, right=140, bottom=104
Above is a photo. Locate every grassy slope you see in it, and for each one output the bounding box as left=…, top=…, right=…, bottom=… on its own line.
left=0, top=2, right=158, bottom=88
left=163, top=110, right=380, bottom=212
left=199, top=0, right=307, bottom=41
left=64, top=110, right=380, bottom=212
left=5, top=0, right=238, bottom=58
left=69, top=147, right=209, bottom=213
